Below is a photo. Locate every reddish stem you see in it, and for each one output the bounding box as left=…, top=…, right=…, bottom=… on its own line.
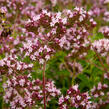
left=88, top=38, right=108, bottom=73
left=43, top=61, right=46, bottom=109
left=88, top=38, right=108, bottom=82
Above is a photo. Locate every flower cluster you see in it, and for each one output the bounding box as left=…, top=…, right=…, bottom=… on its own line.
left=22, top=35, right=55, bottom=64
left=92, top=38, right=109, bottom=57
left=89, top=1, right=106, bottom=17
left=104, top=0, right=109, bottom=4
left=0, top=55, right=33, bottom=75
left=67, top=62, right=83, bottom=75
left=3, top=76, right=61, bottom=109
left=25, top=8, right=96, bottom=61
left=99, top=26, right=109, bottom=38
left=103, top=11, right=109, bottom=22
left=104, top=72, right=109, bottom=79
left=90, top=82, right=109, bottom=108
left=59, top=84, right=92, bottom=109
left=0, top=0, right=45, bottom=23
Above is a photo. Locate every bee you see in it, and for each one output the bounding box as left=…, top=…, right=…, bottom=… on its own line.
left=0, top=27, right=12, bottom=37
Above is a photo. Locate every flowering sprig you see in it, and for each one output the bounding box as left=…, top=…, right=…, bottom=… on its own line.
left=0, top=55, right=33, bottom=76
left=99, top=26, right=109, bottom=38
left=92, top=38, right=109, bottom=57
left=3, top=75, right=61, bottom=109
left=25, top=8, right=96, bottom=62
left=59, top=84, right=92, bottom=109
left=22, top=36, right=55, bottom=64
left=0, top=0, right=44, bottom=23
left=89, top=82, right=109, bottom=108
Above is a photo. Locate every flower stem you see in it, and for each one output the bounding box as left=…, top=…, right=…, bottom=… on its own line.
left=88, top=38, right=108, bottom=73
left=43, top=61, right=46, bottom=109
